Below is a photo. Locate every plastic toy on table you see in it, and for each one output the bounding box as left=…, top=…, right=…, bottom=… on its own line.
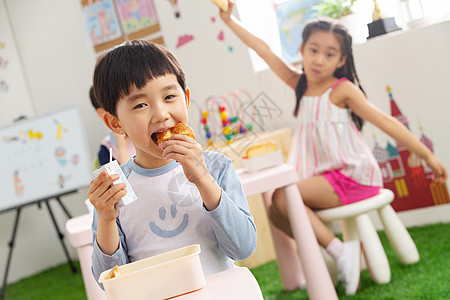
left=200, top=90, right=257, bottom=146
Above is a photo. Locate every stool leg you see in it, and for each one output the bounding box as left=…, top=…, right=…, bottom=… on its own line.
left=341, top=218, right=368, bottom=271
left=355, top=214, right=391, bottom=284
left=377, top=205, right=419, bottom=265
left=262, top=191, right=305, bottom=290
left=341, top=217, right=359, bottom=241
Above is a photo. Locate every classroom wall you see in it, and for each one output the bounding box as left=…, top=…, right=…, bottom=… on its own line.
left=0, top=0, right=35, bottom=126
left=1, top=0, right=449, bottom=284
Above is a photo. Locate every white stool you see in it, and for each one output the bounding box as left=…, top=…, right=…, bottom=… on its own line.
left=316, top=189, right=419, bottom=284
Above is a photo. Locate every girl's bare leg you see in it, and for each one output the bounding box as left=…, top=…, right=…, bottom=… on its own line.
left=268, top=176, right=362, bottom=296
left=268, top=176, right=341, bottom=247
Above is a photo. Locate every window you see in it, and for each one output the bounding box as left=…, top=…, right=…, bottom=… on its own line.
left=235, top=0, right=282, bottom=72
left=398, top=0, right=450, bottom=26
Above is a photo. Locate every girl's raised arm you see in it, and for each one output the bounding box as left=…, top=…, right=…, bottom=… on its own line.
left=337, top=82, right=448, bottom=183
left=219, top=1, right=301, bottom=90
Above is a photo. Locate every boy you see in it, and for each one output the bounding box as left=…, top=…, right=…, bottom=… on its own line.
left=88, top=40, right=256, bottom=283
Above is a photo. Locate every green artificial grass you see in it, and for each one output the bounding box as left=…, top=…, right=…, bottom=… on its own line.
left=4, top=261, right=85, bottom=300
left=4, top=223, right=450, bottom=299
left=251, top=223, right=450, bottom=300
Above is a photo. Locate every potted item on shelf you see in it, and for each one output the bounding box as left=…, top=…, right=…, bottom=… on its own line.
left=314, top=0, right=368, bottom=44
left=367, top=0, right=401, bottom=38
left=314, top=0, right=357, bottom=19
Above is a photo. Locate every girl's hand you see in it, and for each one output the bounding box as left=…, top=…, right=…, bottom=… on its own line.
left=160, top=135, right=211, bottom=185
left=87, top=170, right=127, bottom=222
left=423, top=155, right=448, bottom=183
left=219, top=0, right=234, bottom=23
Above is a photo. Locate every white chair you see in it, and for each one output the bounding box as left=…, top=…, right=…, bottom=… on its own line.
left=316, top=188, right=419, bottom=284
left=66, top=213, right=107, bottom=300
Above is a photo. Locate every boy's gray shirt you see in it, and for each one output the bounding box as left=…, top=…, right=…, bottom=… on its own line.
left=91, top=151, right=256, bottom=284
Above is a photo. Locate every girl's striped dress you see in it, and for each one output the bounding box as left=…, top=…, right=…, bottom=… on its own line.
left=288, top=78, right=383, bottom=187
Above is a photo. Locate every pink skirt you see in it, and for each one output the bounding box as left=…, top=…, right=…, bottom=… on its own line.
left=323, top=170, right=381, bottom=205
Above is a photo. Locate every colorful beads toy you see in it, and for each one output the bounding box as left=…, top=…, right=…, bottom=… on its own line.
left=200, top=91, right=254, bottom=146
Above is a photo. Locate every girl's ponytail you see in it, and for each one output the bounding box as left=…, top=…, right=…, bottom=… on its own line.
left=334, top=31, right=364, bottom=130
left=294, top=70, right=307, bottom=117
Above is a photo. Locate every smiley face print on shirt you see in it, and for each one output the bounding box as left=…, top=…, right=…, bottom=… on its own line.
left=149, top=172, right=202, bottom=238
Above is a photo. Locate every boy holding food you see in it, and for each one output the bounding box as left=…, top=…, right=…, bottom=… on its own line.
left=88, top=40, right=256, bottom=284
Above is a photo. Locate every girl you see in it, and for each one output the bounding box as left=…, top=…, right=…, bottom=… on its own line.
left=219, top=1, right=447, bottom=296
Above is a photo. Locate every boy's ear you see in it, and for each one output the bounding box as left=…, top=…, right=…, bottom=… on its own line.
left=95, top=107, right=106, bottom=120
left=102, top=112, right=126, bottom=135
left=185, top=87, right=190, bottom=109
left=299, top=43, right=304, bottom=56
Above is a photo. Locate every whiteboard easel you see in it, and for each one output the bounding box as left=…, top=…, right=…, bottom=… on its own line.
left=0, top=107, right=92, bottom=298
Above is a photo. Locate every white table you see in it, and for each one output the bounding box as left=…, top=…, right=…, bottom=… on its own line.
left=175, top=267, right=263, bottom=299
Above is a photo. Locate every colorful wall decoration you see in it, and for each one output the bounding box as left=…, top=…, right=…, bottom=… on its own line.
left=82, top=0, right=160, bottom=52
left=276, top=0, right=319, bottom=63
left=115, top=0, right=160, bottom=39
left=166, top=0, right=180, bottom=18
left=372, top=86, right=450, bottom=212
left=83, top=0, right=124, bottom=52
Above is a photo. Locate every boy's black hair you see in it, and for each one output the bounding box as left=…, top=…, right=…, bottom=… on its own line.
left=89, top=86, right=101, bottom=109
left=295, top=18, right=365, bottom=130
left=93, top=40, right=186, bottom=116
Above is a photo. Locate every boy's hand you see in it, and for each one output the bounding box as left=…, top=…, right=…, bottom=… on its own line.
left=161, top=135, right=222, bottom=211
left=160, top=135, right=211, bottom=185
left=87, top=170, right=127, bottom=222
left=219, top=0, right=234, bottom=23
left=424, top=155, right=448, bottom=183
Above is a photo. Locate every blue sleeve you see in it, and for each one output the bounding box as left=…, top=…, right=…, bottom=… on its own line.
left=91, top=209, right=129, bottom=288
left=203, top=151, right=257, bottom=261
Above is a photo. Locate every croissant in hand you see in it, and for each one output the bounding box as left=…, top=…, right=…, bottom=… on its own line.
left=156, top=123, right=195, bottom=145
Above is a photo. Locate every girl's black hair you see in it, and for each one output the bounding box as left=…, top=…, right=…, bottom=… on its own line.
left=93, top=40, right=186, bottom=116
left=294, top=18, right=365, bottom=130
